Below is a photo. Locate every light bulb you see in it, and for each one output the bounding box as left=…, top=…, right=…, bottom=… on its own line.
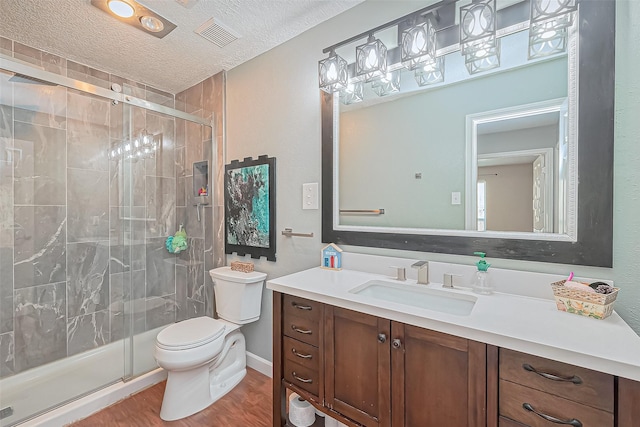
left=108, top=0, right=135, bottom=18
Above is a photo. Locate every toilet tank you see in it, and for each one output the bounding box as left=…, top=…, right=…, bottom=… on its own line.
left=209, top=267, right=267, bottom=324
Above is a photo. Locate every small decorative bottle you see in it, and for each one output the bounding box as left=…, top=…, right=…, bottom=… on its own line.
left=472, top=251, right=494, bottom=295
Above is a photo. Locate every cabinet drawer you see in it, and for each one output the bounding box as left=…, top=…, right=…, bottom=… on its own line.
left=283, top=336, right=319, bottom=370
left=283, top=294, right=322, bottom=322
left=499, top=348, right=614, bottom=412
left=500, top=380, right=613, bottom=427
left=284, top=358, right=319, bottom=397
left=283, top=312, right=320, bottom=347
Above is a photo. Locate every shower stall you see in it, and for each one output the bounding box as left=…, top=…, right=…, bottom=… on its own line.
left=0, top=45, right=218, bottom=426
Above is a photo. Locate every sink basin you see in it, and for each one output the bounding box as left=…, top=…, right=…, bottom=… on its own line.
left=349, top=280, right=477, bottom=316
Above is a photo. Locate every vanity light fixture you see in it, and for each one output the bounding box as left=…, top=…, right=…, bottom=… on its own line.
left=318, top=50, right=348, bottom=93
left=401, top=15, right=437, bottom=71
left=355, top=35, right=388, bottom=82
left=460, top=0, right=500, bottom=74
left=415, top=56, right=445, bottom=86
left=371, top=70, right=401, bottom=97
left=464, top=39, right=500, bottom=74
left=91, top=0, right=177, bottom=38
left=339, top=81, right=364, bottom=105
left=460, top=0, right=497, bottom=56
left=108, top=129, right=158, bottom=161
left=528, top=0, right=576, bottom=59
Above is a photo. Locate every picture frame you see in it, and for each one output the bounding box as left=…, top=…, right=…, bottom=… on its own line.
left=224, top=155, right=276, bottom=261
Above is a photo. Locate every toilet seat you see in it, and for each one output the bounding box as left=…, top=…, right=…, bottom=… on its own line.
left=156, top=317, right=226, bottom=350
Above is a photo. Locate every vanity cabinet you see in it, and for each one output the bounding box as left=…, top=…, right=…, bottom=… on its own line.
left=498, top=349, right=614, bottom=427
left=275, top=292, right=487, bottom=427
left=390, top=322, right=487, bottom=427
left=281, top=294, right=324, bottom=400
left=324, top=306, right=391, bottom=426
left=273, top=291, right=640, bottom=427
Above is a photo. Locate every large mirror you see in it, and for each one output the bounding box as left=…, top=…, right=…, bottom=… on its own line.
left=322, top=0, right=614, bottom=267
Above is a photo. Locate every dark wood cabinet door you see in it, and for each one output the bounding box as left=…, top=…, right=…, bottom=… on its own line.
left=391, top=323, right=487, bottom=427
left=324, top=305, right=391, bottom=427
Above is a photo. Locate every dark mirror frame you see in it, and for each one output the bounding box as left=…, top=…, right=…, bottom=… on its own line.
left=322, top=0, right=614, bottom=267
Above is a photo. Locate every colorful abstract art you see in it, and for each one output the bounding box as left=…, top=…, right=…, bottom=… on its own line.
left=224, top=155, right=276, bottom=261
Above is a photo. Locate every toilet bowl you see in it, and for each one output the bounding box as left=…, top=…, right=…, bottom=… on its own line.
left=153, top=267, right=267, bottom=421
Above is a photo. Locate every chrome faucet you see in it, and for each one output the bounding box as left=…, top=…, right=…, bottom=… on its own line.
left=411, top=261, right=429, bottom=285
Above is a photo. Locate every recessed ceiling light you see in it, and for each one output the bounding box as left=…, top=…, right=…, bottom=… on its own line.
left=92, top=0, right=177, bottom=38
left=140, top=15, right=165, bottom=33
left=107, top=0, right=135, bottom=18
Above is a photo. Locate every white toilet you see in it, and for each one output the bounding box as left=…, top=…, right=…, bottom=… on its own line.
left=153, top=266, right=267, bottom=421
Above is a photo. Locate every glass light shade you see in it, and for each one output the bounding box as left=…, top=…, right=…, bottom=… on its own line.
left=528, top=21, right=568, bottom=58
left=531, top=0, right=576, bottom=26
left=460, top=0, right=497, bottom=56
left=415, top=57, right=445, bottom=86
left=371, top=70, right=401, bottom=97
left=401, top=17, right=437, bottom=70
left=140, top=15, right=164, bottom=32
left=108, top=0, right=135, bottom=18
left=465, top=40, right=500, bottom=74
left=340, top=81, right=364, bottom=105
left=318, top=52, right=348, bottom=93
left=355, top=36, right=387, bottom=82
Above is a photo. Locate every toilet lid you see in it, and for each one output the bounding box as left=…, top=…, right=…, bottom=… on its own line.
left=156, top=317, right=225, bottom=350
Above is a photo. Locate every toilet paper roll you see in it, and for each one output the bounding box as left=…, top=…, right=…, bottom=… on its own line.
left=288, top=394, right=316, bottom=427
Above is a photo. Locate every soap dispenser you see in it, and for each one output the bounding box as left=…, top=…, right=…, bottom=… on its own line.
left=473, top=252, right=493, bottom=295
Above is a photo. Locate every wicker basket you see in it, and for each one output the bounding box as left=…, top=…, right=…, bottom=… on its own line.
left=551, top=280, right=619, bottom=320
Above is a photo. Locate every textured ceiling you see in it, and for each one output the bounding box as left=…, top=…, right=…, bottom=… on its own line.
left=0, top=0, right=362, bottom=93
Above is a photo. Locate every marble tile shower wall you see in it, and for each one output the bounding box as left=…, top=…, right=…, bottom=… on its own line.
left=0, top=37, right=223, bottom=379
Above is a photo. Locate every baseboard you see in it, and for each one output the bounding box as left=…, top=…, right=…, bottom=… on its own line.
left=246, top=351, right=273, bottom=378
left=21, top=368, right=167, bottom=427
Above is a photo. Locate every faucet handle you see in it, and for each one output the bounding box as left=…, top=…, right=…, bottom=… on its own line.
left=443, top=273, right=462, bottom=288
left=390, top=266, right=407, bottom=281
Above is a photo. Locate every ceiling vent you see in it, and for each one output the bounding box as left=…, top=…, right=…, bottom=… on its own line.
left=195, top=18, right=241, bottom=48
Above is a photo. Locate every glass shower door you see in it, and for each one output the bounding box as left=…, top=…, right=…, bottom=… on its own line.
left=0, top=68, right=128, bottom=425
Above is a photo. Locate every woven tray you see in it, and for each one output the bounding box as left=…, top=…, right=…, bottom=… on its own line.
left=551, top=280, right=619, bottom=305
left=231, top=261, right=254, bottom=273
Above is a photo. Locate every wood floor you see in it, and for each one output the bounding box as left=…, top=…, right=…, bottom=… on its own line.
left=69, top=368, right=272, bottom=427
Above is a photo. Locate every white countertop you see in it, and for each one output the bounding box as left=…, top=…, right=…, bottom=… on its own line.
left=267, top=266, right=640, bottom=382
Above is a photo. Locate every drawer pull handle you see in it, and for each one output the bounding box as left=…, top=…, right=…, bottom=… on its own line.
left=392, top=338, right=402, bottom=349
left=522, top=364, right=583, bottom=384
left=522, top=403, right=582, bottom=427
left=292, top=302, right=312, bottom=310
left=291, top=325, right=312, bottom=335
left=292, top=348, right=312, bottom=359
left=378, top=333, right=387, bottom=343
left=292, top=372, right=313, bottom=383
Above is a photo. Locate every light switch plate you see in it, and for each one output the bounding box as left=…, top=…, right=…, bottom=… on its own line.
left=303, top=182, right=319, bottom=210
left=451, top=192, right=461, bottom=205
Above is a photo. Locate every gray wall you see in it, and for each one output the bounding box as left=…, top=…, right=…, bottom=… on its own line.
left=228, top=0, right=640, bottom=362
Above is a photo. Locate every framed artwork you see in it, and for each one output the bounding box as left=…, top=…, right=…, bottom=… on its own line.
left=224, top=155, right=276, bottom=261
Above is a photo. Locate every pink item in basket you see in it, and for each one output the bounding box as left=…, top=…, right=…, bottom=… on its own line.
left=564, top=280, right=596, bottom=293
